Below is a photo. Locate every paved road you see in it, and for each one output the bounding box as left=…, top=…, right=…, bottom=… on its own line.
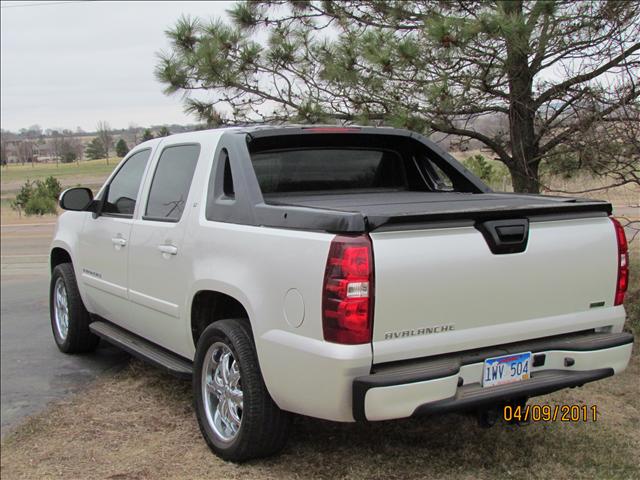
left=0, top=223, right=127, bottom=437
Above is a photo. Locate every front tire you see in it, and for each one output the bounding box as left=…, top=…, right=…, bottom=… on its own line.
left=50, top=263, right=99, bottom=353
left=193, top=319, right=291, bottom=462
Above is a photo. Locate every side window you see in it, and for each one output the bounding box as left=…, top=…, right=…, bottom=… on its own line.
left=428, top=160, right=454, bottom=191
left=144, top=144, right=200, bottom=222
left=103, top=149, right=151, bottom=216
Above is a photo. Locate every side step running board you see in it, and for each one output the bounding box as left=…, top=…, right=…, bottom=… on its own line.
left=90, top=321, right=193, bottom=379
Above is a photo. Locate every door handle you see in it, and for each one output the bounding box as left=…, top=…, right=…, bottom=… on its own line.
left=158, top=244, right=178, bottom=256
left=111, top=237, right=127, bottom=247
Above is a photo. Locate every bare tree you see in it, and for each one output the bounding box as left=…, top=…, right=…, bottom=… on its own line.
left=543, top=98, right=640, bottom=194
left=72, top=137, right=84, bottom=165
left=128, top=123, right=140, bottom=146
left=16, top=140, right=33, bottom=166
left=96, top=121, right=114, bottom=165
left=51, top=131, right=64, bottom=167
left=49, top=130, right=85, bottom=166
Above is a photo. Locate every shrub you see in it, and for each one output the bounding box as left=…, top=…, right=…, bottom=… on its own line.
left=11, top=176, right=62, bottom=216
left=25, top=193, right=57, bottom=216
left=61, top=151, right=77, bottom=164
left=463, top=154, right=510, bottom=189
left=463, top=154, right=495, bottom=183
left=539, top=149, right=582, bottom=180
left=10, top=180, right=35, bottom=216
left=39, top=176, right=62, bottom=199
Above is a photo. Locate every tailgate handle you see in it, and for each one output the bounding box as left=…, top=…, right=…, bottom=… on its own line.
left=496, top=225, right=525, bottom=242
left=476, top=219, right=529, bottom=254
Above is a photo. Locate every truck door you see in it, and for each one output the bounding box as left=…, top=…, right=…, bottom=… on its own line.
left=78, top=149, right=151, bottom=323
left=126, top=143, right=201, bottom=353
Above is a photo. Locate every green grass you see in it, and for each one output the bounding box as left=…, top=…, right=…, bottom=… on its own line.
left=0, top=158, right=120, bottom=189
left=0, top=159, right=118, bottom=221
left=2, top=353, right=638, bottom=479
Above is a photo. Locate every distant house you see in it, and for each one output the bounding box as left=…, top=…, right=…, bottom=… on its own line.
left=33, top=142, right=55, bottom=162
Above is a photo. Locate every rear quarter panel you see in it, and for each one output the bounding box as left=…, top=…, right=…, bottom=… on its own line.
left=183, top=219, right=373, bottom=420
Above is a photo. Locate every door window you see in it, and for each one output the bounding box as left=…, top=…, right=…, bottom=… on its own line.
left=144, top=144, right=200, bottom=222
left=102, top=149, right=151, bottom=216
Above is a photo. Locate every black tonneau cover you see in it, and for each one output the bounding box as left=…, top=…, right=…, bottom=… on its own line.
left=210, top=127, right=612, bottom=233
left=263, top=191, right=612, bottom=231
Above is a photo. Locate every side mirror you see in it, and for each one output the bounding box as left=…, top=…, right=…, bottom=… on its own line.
left=59, top=187, right=94, bottom=211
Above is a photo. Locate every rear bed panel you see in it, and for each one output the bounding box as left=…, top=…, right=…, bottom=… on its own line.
left=370, top=216, right=621, bottom=364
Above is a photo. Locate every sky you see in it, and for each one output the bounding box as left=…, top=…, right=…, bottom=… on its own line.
left=1, top=0, right=236, bottom=132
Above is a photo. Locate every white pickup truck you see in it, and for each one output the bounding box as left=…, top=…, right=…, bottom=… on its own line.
left=50, top=126, right=632, bottom=461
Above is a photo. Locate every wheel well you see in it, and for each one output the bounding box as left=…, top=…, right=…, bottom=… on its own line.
left=191, top=291, right=250, bottom=347
left=51, top=247, right=72, bottom=271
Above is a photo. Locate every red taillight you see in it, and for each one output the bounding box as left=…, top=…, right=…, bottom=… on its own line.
left=322, top=235, right=374, bottom=344
left=611, top=218, right=629, bottom=306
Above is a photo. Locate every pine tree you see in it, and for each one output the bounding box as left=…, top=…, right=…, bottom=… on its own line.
left=156, top=1, right=640, bottom=193
left=142, top=129, right=154, bottom=142
left=115, top=138, right=129, bottom=157
left=85, top=137, right=106, bottom=160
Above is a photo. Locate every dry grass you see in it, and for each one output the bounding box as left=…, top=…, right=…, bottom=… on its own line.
left=452, top=150, right=640, bottom=209
left=2, top=259, right=639, bottom=480
left=1, top=352, right=638, bottom=480
left=543, top=174, right=639, bottom=209
left=0, top=209, right=58, bottom=225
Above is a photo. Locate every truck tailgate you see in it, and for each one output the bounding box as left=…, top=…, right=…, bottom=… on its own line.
left=370, top=216, right=620, bottom=364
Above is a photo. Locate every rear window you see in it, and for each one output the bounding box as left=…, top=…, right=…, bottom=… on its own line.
left=252, top=149, right=408, bottom=194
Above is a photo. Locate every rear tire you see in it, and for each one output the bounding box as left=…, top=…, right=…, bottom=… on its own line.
left=50, top=263, right=99, bottom=353
left=193, top=319, right=291, bottom=462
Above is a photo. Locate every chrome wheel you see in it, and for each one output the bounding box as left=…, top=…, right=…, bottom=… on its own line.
left=53, top=277, right=69, bottom=340
left=202, top=342, right=243, bottom=442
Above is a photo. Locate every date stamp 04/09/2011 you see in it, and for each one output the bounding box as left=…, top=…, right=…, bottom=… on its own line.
left=503, top=404, right=599, bottom=423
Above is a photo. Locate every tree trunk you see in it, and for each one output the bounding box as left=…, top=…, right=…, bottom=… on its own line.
left=504, top=1, right=540, bottom=194
left=508, top=161, right=540, bottom=193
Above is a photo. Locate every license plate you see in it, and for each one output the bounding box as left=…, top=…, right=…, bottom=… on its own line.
left=482, top=352, right=531, bottom=387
